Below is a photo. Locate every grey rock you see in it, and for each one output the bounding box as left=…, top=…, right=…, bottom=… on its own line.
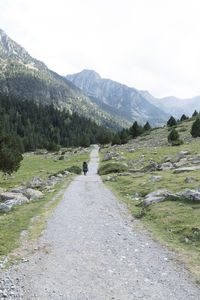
left=185, top=177, right=196, bottom=183
left=23, top=188, right=44, bottom=200
left=115, top=156, right=125, bottom=161
left=127, top=160, right=135, bottom=167
left=102, top=153, right=112, bottom=161
left=179, top=151, right=192, bottom=156
left=173, top=166, right=200, bottom=174
left=142, top=196, right=166, bottom=207
left=28, top=177, right=46, bottom=188
left=173, top=158, right=189, bottom=168
left=145, top=189, right=171, bottom=198
left=0, top=193, right=29, bottom=212
left=148, top=176, right=162, bottom=182
left=181, top=189, right=200, bottom=201
left=160, top=162, right=174, bottom=170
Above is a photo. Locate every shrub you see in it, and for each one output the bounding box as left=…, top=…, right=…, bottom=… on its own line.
left=66, top=165, right=82, bottom=174
left=46, top=142, right=60, bottom=152
left=168, top=128, right=183, bottom=146
left=98, top=163, right=128, bottom=175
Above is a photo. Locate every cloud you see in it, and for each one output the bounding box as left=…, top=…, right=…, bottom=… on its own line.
left=1, top=0, right=200, bottom=98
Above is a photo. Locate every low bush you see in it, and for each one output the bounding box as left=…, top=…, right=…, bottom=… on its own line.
left=98, top=163, right=128, bottom=175
left=66, top=165, right=82, bottom=174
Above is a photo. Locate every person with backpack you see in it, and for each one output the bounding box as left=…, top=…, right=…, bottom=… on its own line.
left=82, top=161, right=88, bottom=175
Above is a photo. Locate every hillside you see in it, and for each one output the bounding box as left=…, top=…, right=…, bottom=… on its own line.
left=66, top=69, right=170, bottom=127
left=0, top=29, right=129, bottom=130
left=99, top=117, right=200, bottom=281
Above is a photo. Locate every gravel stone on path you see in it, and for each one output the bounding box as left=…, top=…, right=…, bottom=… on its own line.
left=0, top=146, right=200, bottom=299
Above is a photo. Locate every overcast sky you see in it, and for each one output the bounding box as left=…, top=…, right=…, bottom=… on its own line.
left=0, top=0, right=200, bottom=98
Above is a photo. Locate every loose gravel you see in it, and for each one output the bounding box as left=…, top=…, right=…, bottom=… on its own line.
left=0, top=147, right=200, bottom=299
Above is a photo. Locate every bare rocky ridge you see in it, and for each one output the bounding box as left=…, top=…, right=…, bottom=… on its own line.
left=0, top=147, right=200, bottom=299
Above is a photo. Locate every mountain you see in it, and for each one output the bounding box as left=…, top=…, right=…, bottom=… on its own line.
left=66, top=70, right=170, bottom=126
left=0, top=29, right=129, bottom=130
left=140, top=91, right=200, bottom=119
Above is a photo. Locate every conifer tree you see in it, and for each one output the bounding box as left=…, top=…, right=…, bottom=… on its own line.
left=167, top=116, right=177, bottom=127
left=191, top=118, right=200, bottom=137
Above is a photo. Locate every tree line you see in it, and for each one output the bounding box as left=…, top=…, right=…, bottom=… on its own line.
left=0, top=93, right=113, bottom=173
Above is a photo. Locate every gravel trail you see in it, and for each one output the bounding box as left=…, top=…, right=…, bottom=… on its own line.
left=1, top=147, right=200, bottom=299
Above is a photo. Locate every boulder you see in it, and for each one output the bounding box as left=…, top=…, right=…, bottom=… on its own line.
left=180, top=189, right=200, bottom=201
left=185, top=177, right=196, bottom=183
left=173, top=158, right=189, bottom=168
left=0, top=192, right=28, bottom=202
left=173, top=167, right=200, bottom=174
left=28, top=177, right=46, bottom=188
left=142, top=196, right=166, bottom=207
left=22, top=188, right=44, bottom=200
left=102, top=153, right=112, bottom=161
left=148, top=176, right=162, bottom=182
left=0, top=193, right=29, bottom=212
left=179, top=151, right=192, bottom=156
left=160, top=162, right=174, bottom=170
left=115, top=156, right=125, bottom=161
left=142, top=189, right=180, bottom=207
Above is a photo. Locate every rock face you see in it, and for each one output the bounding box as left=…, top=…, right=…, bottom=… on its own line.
left=66, top=69, right=169, bottom=126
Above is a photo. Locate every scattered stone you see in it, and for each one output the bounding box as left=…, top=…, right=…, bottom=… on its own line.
left=180, top=189, right=200, bottom=201
left=0, top=193, right=29, bottom=212
left=160, top=162, right=174, bottom=170
left=148, top=176, right=162, bottom=182
left=173, top=167, right=200, bottom=174
left=115, top=156, right=125, bottom=161
left=173, top=158, right=189, bottom=168
left=22, top=188, right=44, bottom=200
left=185, top=177, right=196, bottom=183
left=142, top=189, right=180, bottom=207
left=102, top=153, right=112, bottom=161
left=28, top=177, right=46, bottom=188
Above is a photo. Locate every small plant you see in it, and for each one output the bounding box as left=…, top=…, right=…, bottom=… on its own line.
left=168, top=128, right=183, bottom=146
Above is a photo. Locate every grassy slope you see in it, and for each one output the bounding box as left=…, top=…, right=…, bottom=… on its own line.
left=99, top=119, right=200, bottom=282
left=0, top=148, right=90, bottom=259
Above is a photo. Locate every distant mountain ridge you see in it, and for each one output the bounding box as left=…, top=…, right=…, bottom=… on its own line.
left=139, top=91, right=200, bottom=119
left=0, top=29, right=129, bottom=130
left=66, top=70, right=170, bottom=126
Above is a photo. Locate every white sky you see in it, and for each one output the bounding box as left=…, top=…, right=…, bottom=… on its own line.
left=0, top=0, right=200, bottom=98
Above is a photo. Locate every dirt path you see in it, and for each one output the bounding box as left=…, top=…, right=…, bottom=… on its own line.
left=1, top=147, right=200, bottom=299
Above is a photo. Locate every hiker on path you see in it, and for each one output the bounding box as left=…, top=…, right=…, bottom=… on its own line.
left=82, top=161, right=88, bottom=175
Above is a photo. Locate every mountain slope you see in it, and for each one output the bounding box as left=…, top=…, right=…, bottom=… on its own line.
left=66, top=69, right=170, bottom=126
left=140, top=90, right=200, bottom=118
left=0, top=29, right=129, bottom=130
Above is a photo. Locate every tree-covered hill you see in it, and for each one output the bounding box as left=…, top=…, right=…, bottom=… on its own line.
left=0, top=93, right=112, bottom=152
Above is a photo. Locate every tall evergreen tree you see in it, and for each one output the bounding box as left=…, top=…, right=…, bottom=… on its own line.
left=167, top=116, right=177, bottom=127
left=191, top=118, right=200, bottom=137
